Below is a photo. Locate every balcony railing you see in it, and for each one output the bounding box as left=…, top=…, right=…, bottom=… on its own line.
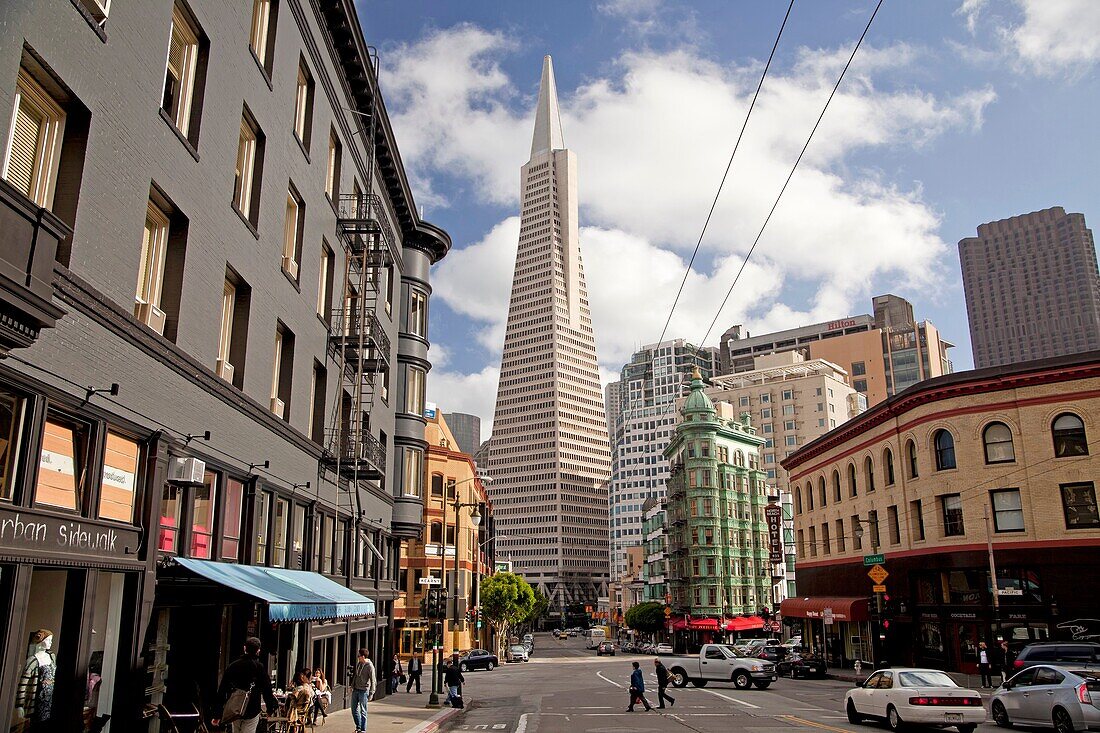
left=335, top=193, right=397, bottom=262
left=322, top=428, right=386, bottom=480
left=330, top=308, right=390, bottom=365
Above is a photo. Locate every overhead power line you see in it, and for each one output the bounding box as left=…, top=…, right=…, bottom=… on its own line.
left=693, top=0, right=885, bottom=354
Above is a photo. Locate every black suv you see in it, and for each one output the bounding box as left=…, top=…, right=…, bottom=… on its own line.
left=1011, top=642, right=1100, bottom=671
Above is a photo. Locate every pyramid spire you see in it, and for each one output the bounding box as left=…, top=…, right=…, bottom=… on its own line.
left=530, top=55, right=565, bottom=158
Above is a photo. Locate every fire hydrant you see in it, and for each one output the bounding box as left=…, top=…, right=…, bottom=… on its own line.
left=854, top=659, right=863, bottom=677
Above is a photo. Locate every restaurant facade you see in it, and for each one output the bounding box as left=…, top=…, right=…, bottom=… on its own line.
left=0, top=0, right=449, bottom=729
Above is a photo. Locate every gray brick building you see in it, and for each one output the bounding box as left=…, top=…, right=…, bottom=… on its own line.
left=0, top=0, right=447, bottom=728
left=960, top=207, right=1100, bottom=369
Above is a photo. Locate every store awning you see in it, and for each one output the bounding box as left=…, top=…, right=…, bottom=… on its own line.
left=175, top=558, right=376, bottom=622
left=780, top=596, right=870, bottom=622
left=725, top=615, right=765, bottom=632
left=687, top=618, right=720, bottom=631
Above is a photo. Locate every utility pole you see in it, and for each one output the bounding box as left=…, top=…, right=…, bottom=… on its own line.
left=983, top=507, right=1002, bottom=641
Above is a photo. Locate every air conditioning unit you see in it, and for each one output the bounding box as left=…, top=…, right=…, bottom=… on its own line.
left=282, top=256, right=299, bottom=280
left=216, top=358, right=235, bottom=383
left=270, top=397, right=285, bottom=418
left=134, top=299, right=167, bottom=336
left=168, top=456, right=206, bottom=484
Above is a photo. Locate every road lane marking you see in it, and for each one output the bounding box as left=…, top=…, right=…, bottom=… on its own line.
left=782, top=714, right=855, bottom=733
left=700, top=689, right=761, bottom=709
left=516, top=713, right=528, bottom=733
left=596, top=670, right=622, bottom=687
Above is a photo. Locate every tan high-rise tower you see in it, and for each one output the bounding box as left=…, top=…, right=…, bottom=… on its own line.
left=487, top=56, right=611, bottom=612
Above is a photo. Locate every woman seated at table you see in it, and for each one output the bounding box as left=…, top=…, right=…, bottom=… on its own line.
left=286, top=669, right=315, bottom=727
left=310, top=669, right=331, bottom=723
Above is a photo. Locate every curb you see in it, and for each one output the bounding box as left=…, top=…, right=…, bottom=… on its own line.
left=407, top=704, right=461, bottom=733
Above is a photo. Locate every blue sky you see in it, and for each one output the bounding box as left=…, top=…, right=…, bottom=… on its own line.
left=356, top=0, right=1100, bottom=441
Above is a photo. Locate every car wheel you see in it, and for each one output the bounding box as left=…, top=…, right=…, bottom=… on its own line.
left=991, top=701, right=1011, bottom=728
left=487, top=662, right=495, bottom=671
left=887, top=705, right=904, bottom=732
left=847, top=700, right=863, bottom=725
left=460, top=663, right=468, bottom=672
left=733, top=672, right=752, bottom=690
left=1053, top=708, right=1075, bottom=733
left=670, top=669, right=689, bottom=688
left=754, top=682, right=771, bottom=690
left=691, top=680, right=708, bottom=688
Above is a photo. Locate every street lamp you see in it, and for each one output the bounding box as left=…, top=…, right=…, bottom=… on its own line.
left=852, top=514, right=883, bottom=667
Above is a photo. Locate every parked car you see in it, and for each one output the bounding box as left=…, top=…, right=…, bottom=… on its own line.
left=758, top=645, right=790, bottom=665
left=845, top=668, right=985, bottom=733
left=506, top=644, right=529, bottom=663
left=991, top=664, right=1100, bottom=732
left=521, top=641, right=533, bottom=656
left=621, top=641, right=635, bottom=653
left=1012, top=642, right=1100, bottom=672
left=665, top=643, right=777, bottom=690
left=787, top=650, right=827, bottom=679
left=568, top=630, right=578, bottom=637
left=597, top=641, right=616, bottom=656
left=457, top=649, right=498, bottom=672
left=656, top=643, right=674, bottom=655
left=781, top=636, right=803, bottom=648
left=640, top=642, right=655, bottom=654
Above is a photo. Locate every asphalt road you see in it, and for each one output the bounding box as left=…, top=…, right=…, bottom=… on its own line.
left=439, top=633, right=1007, bottom=733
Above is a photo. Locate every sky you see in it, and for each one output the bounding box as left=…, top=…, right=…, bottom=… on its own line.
left=356, top=0, right=1100, bottom=444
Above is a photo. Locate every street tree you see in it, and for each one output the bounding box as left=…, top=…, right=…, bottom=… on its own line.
left=523, top=588, right=550, bottom=629
left=624, top=601, right=666, bottom=634
left=480, top=572, right=536, bottom=655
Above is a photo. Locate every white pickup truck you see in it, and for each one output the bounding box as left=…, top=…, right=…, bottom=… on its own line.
left=666, top=643, right=778, bottom=690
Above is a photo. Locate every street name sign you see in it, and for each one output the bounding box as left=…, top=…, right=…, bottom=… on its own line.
left=863, top=554, right=886, bottom=566
left=418, top=576, right=441, bottom=585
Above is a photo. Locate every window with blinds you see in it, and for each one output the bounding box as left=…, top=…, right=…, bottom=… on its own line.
left=2, top=70, right=65, bottom=208
left=162, top=5, right=199, bottom=138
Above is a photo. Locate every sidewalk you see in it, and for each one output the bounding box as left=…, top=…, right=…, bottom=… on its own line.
left=305, top=691, right=462, bottom=733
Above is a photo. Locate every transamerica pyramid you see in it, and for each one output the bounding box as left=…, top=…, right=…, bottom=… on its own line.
left=487, top=56, right=611, bottom=613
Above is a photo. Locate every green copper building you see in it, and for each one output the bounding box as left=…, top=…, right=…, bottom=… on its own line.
left=664, top=369, right=772, bottom=617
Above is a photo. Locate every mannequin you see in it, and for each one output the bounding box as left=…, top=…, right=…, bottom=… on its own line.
left=14, top=629, right=56, bottom=729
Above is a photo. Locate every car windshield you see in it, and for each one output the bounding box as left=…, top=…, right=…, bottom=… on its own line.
left=713, top=645, right=744, bottom=658
left=899, top=671, right=958, bottom=687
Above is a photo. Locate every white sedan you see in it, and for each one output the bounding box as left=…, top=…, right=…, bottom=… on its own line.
left=846, top=668, right=986, bottom=733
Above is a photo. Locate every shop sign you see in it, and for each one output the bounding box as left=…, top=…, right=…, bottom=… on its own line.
left=0, top=505, right=139, bottom=560
left=823, top=608, right=835, bottom=625
left=764, top=503, right=783, bottom=563
left=949, top=611, right=978, bottom=621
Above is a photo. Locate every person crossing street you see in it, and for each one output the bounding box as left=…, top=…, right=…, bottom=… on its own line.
left=626, top=661, right=653, bottom=712
left=653, top=658, right=676, bottom=709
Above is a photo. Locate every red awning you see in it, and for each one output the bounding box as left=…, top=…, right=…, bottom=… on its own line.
left=687, top=618, right=720, bottom=630
left=671, top=618, right=688, bottom=631
left=725, top=615, right=765, bottom=632
left=780, top=596, right=870, bottom=622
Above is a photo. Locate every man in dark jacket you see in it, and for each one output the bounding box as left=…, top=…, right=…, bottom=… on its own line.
left=406, top=654, right=423, bottom=693
left=627, top=661, right=652, bottom=712
left=653, top=658, right=675, bottom=709
left=213, top=637, right=279, bottom=733
left=444, top=653, right=465, bottom=708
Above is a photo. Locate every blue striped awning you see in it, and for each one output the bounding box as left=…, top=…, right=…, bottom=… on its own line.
left=175, top=558, right=375, bottom=622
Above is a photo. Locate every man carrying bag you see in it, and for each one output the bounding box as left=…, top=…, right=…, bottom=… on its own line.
left=213, top=637, right=279, bottom=733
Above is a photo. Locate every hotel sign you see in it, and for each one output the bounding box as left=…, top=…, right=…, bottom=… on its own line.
left=765, top=503, right=784, bottom=564
left=827, top=319, right=858, bottom=330
left=0, top=505, right=140, bottom=561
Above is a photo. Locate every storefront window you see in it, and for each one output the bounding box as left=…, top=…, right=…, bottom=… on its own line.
left=334, top=519, right=346, bottom=575
left=190, top=470, right=217, bottom=558
left=292, top=503, right=306, bottom=568
left=36, top=415, right=90, bottom=512
left=84, top=572, right=126, bottom=731
left=16, top=568, right=69, bottom=728
left=0, top=390, right=25, bottom=500
left=321, top=515, right=333, bottom=574
left=221, top=478, right=244, bottom=561
left=255, top=491, right=271, bottom=563
left=273, top=497, right=289, bottom=567
left=99, top=432, right=139, bottom=522
left=947, top=570, right=987, bottom=605
left=158, top=483, right=182, bottom=553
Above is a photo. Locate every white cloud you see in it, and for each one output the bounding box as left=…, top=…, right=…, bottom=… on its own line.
left=958, top=0, right=1100, bottom=77
left=425, top=365, right=500, bottom=444
left=389, top=25, right=995, bottom=428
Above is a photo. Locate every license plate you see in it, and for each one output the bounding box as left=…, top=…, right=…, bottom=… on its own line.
left=945, top=713, right=964, bottom=723
left=771, top=675, right=777, bottom=680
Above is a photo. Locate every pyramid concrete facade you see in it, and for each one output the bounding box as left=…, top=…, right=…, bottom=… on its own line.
left=487, top=56, right=611, bottom=611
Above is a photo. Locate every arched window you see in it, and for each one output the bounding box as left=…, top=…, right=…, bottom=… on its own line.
left=1052, top=413, right=1088, bottom=457
left=864, top=456, right=875, bottom=492
left=906, top=439, right=918, bottom=478
left=847, top=463, right=857, bottom=497
left=983, top=422, right=1016, bottom=463
left=832, top=470, right=842, bottom=502
left=884, top=448, right=895, bottom=485
left=818, top=477, right=827, bottom=507
left=934, top=429, right=957, bottom=470
left=806, top=482, right=814, bottom=511
left=795, top=487, right=802, bottom=515
left=429, top=522, right=443, bottom=544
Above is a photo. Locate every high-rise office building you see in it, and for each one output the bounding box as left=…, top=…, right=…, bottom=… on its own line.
left=720, top=294, right=954, bottom=405
left=959, top=207, right=1100, bottom=369
left=442, top=412, right=482, bottom=456
left=604, top=340, right=719, bottom=579
left=486, top=57, right=611, bottom=609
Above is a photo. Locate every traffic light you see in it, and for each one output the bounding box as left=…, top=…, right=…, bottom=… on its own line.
left=439, top=590, right=449, bottom=620
left=426, top=589, right=438, bottom=618
left=419, top=594, right=429, bottom=617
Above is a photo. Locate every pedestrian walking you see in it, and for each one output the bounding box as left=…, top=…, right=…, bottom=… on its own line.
left=212, top=637, right=280, bottom=733
left=351, top=648, right=376, bottom=733
left=406, top=655, right=423, bottom=693
left=444, top=653, right=465, bottom=709
left=978, top=641, right=993, bottom=688
left=389, top=654, right=404, bottom=694
left=1000, top=640, right=1015, bottom=681
left=626, top=661, right=653, bottom=712
left=653, top=658, right=675, bottom=709
left=990, top=638, right=1006, bottom=685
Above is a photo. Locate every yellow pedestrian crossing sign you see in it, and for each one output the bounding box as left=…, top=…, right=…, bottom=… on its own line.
left=867, top=564, right=889, bottom=584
